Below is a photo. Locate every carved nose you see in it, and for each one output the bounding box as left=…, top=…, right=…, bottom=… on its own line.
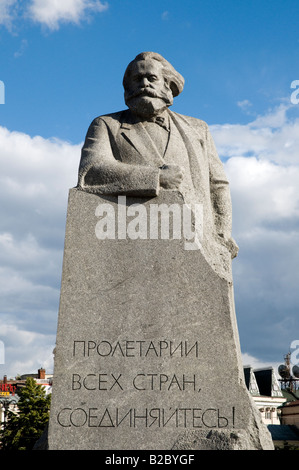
left=141, top=77, right=150, bottom=87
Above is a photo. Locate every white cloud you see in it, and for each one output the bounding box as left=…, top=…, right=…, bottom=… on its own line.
left=211, top=104, right=299, bottom=238
left=224, top=157, right=299, bottom=232
left=242, top=352, right=278, bottom=371
left=27, top=0, right=109, bottom=30
left=0, top=125, right=80, bottom=377
left=211, top=104, right=299, bottom=234
left=211, top=103, right=299, bottom=165
left=0, top=0, right=17, bottom=29
left=0, top=0, right=109, bottom=31
left=0, top=323, right=55, bottom=378
left=237, top=99, right=252, bottom=114
left=14, top=38, right=28, bottom=58
left=0, top=126, right=80, bottom=205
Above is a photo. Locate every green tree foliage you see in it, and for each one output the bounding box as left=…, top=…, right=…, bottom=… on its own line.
left=0, top=377, right=51, bottom=450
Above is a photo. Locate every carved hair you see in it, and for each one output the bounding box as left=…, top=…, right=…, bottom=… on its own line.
left=123, top=52, right=185, bottom=97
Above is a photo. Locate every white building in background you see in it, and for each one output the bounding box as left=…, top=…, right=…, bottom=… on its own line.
left=244, top=366, right=286, bottom=425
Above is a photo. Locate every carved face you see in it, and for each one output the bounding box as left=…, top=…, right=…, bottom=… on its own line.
left=124, top=59, right=173, bottom=117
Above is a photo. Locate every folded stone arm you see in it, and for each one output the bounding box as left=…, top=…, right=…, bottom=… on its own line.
left=77, top=118, right=160, bottom=197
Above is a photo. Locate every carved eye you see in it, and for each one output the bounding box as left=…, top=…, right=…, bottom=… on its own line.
left=148, top=75, right=158, bottom=82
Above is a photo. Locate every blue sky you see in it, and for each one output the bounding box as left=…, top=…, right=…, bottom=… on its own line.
left=0, top=0, right=299, bottom=378
left=2, top=0, right=299, bottom=140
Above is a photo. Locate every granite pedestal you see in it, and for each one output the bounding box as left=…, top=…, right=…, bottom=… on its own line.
left=48, top=188, right=273, bottom=450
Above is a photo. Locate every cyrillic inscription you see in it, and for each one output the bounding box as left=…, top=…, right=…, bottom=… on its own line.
left=71, top=373, right=201, bottom=392
left=57, top=406, right=235, bottom=429
left=62, top=338, right=237, bottom=433
left=73, top=339, right=199, bottom=358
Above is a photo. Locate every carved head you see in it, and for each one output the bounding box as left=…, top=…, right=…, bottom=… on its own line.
left=123, top=52, right=185, bottom=117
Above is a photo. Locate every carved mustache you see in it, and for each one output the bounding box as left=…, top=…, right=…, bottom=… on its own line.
left=126, top=87, right=160, bottom=101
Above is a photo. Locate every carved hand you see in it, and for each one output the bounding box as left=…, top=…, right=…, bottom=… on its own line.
left=159, top=164, right=184, bottom=190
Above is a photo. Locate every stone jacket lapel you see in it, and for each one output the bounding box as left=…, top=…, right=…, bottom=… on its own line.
left=117, top=113, right=165, bottom=167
